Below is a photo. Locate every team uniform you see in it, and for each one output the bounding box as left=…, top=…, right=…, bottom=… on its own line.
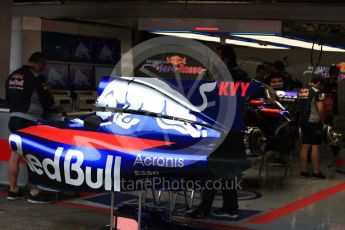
left=6, top=65, right=54, bottom=133
left=297, top=86, right=325, bottom=145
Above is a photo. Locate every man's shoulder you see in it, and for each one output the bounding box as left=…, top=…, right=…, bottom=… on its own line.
left=236, top=68, right=248, bottom=75
left=10, top=66, right=32, bottom=77
left=311, top=86, right=318, bottom=92
left=232, top=67, right=250, bottom=81
left=311, top=87, right=325, bottom=100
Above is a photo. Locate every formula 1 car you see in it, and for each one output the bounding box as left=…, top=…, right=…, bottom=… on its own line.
left=247, top=85, right=343, bottom=168
left=8, top=77, right=249, bottom=193
left=8, top=77, right=300, bottom=192
left=243, top=84, right=296, bottom=157
left=8, top=76, right=295, bottom=229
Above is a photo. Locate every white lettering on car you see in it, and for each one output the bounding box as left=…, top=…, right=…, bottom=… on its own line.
left=8, top=134, right=122, bottom=191
left=134, top=154, right=184, bottom=168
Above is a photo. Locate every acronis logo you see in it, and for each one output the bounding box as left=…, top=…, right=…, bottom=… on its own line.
left=134, top=154, right=184, bottom=168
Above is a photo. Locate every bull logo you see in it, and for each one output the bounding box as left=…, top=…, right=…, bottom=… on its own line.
left=74, top=42, right=91, bottom=60
left=47, top=68, right=65, bottom=87
left=99, top=45, right=113, bottom=61
left=74, top=70, right=91, bottom=87
left=166, top=56, right=186, bottom=65
left=96, top=77, right=216, bottom=138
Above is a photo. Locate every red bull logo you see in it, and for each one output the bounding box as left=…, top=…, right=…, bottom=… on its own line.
left=166, top=55, right=187, bottom=65
left=9, top=134, right=122, bottom=191
left=9, top=73, right=24, bottom=88
left=336, top=63, right=345, bottom=79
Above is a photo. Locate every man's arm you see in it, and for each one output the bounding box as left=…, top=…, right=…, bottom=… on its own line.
left=35, top=75, right=54, bottom=109
left=316, top=95, right=326, bottom=122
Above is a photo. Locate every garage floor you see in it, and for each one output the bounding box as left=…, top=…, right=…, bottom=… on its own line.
left=0, top=147, right=344, bottom=230
left=214, top=154, right=345, bottom=230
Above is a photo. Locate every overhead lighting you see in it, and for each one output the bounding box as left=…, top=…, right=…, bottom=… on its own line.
left=232, top=33, right=345, bottom=52
left=225, top=38, right=288, bottom=50
left=151, top=31, right=289, bottom=50
left=152, top=31, right=220, bottom=42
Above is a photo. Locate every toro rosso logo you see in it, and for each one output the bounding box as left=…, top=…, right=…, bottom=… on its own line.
left=9, top=134, right=122, bottom=191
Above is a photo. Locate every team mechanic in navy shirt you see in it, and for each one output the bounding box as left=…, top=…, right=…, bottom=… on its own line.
left=6, top=52, right=54, bottom=203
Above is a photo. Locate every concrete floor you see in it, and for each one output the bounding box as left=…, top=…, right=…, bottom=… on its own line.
left=216, top=154, right=345, bottom=230
left=0, top=193, right=109, bottom=230
left=0, top=150, right=344, bottom=230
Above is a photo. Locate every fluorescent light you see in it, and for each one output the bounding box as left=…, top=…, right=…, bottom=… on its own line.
left=152, top=31, right=220, bottom=42
left=232, top=34, right=345, bottom=52
left=225, top=38, right=288, bottom=50
left=152, top=32, right=289, bottom=50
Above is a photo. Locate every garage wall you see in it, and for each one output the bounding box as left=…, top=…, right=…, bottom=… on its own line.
left=21, top=17, right=42, bottom=66
left=18, top=21, right=345, bottom=114
left=21, top=17, right=133, bottom=74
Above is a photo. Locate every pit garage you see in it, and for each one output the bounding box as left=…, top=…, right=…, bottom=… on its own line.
left=0, top=1, right=345, bottom=230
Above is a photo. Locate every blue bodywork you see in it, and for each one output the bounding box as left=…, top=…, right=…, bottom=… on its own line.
left=9, top=77, right=283, bottom=192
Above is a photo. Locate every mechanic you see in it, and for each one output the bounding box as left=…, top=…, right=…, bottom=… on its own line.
left=297, top=74, right=326, bottom=179
left=264, top=71, right=289, bottom=91
left=187, top=45, right=248, bottom=219
left=255, top=64, right=269, bottom=82
left=269, top=60, right=303, bottom=90
left=324, top=65, right=340, bottom=126
left=6, top=52, right=55, bottom=203
left=216, top=45, right=250, bottom=82
left=324, top=65, right=341, bottom=160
